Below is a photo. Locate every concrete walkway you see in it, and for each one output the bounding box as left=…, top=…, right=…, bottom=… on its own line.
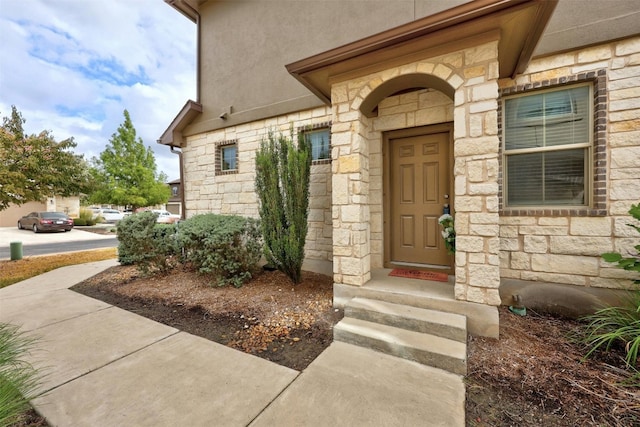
left=0, top=260, right=465, bottom=426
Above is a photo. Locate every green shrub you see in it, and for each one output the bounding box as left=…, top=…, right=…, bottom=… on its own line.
left=79, top=208, right=93, bottom=222
left=76, top=209, right=96, bottom=226
left=255, top=129, right=311, bottom=284
left=0, top=323, right=41, bottom=426
left=178, top=213, right=262, bottom=287
left=602, top=204, right=640, bottom=285
left=578, top=204, right=640, bottom=384
left=116, top=211, right=179, bottom=274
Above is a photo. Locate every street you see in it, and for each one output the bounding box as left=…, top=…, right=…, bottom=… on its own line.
left=0, top=237, right=118, bottom=259
left=0, top=227, right=118, bottom=260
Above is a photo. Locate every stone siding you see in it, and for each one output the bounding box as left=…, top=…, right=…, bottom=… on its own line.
left=498, top=36, right=640, bottom=290
left=180, top=34, right=640, bottom=306
left=182, top=106, right=333, bottom=262
left=331, top=39, right=502, bottom=304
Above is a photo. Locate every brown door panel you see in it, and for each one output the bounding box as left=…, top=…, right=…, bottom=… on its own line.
left=389, top=132, right=451, bottom=267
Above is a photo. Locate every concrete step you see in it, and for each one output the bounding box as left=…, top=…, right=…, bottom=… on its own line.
left=345, top=297, right=467, bottom=343
left=334, top=317, right=467, bottom=375
left=334, top=279, right=499, bottom=338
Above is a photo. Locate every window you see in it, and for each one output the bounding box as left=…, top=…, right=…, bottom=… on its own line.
left=172, top=186, right=178, bottom=196
left=221, top=145, right=237, bottom=170
left=216, top=140, right=238, bottom=175
left=305, top=128, right=331, bottom=162
left=503, top=84, right=591, bottom=207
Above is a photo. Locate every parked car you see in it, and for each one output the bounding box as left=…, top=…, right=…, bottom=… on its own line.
left=87, top=207, right=102, bottom=218
left=151, top=210, right=181, bottom=224
left=97, top=208, right=125, bottom=223
left=18, top=212, right=74, bottom=233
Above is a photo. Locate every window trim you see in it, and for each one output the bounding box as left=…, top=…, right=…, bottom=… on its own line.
left=298, top=122, right=332, bottom=165
left=215, top=139, right=238, bottom=175
left=498, top=70, right=607, bottom=217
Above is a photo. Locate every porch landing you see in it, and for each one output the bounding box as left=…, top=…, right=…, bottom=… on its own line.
left=334, top=269, right=499, bottom=338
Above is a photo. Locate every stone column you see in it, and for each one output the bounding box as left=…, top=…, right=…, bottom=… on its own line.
left=453, top=40, right=501, bottom=305
left=331, top=88, right=371, bottom=286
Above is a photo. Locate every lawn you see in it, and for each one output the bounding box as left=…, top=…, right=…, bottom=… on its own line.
left=0, top=248, right=117, bottom=288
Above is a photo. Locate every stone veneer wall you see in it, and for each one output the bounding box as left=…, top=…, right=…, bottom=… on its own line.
left=331, top=39, right=502, bottom=304
left=182, top=106, right=334, bottom=262
left=497, top=36, right=640, bottom=289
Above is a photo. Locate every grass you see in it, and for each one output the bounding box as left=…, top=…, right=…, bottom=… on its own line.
left=0, top=248, right=117, bottom=288
left=0, top=323, right=41, bottom=426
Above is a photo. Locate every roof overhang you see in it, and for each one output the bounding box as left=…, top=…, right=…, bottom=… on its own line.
left=158, top=100, right=203, bottom=147
left=286, top=0, right=557, bottom=104
left=164, top=0, right=203, bottom=23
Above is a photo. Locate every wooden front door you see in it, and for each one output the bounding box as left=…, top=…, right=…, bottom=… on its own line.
left=386, top=128, right=452, bottom=269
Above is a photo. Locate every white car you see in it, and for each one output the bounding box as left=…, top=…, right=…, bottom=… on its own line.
left=97, top=209, right=125, bottom=223
left=152, top=210, right=181, bottom=224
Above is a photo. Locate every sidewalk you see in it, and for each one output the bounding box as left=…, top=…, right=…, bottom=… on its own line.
left=0, top=260, right=465, bottom=426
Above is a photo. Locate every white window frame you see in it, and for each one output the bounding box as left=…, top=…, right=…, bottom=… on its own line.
left=502, top=83, right=593, bottom=209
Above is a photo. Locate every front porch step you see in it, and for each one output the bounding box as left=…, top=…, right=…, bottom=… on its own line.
left=333, top=317, right=467, bottom=375
left=334, top=273, right=500, bottom=338
left=345, top=297, right=467, bottom=343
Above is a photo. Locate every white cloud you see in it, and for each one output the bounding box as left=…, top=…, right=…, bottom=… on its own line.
left=0, top=0, right=196, bottom=181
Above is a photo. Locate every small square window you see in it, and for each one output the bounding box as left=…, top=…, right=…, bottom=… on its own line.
left=221, top=145, right=237, bottom=170
left=305, top=128, right=331, bottom=161
left=216, top=140, right=238, bottom=175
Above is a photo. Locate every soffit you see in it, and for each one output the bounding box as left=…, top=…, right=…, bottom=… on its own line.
left=286, top=0, right=557, bottom=104
left=158, top=100, right=203, bottom=147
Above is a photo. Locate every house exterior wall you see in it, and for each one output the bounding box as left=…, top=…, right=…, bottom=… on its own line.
left=0, top=196, right=80, bottom=227
left=497, top=36, right=640, bottom=291
left=187, top=0, right=467, bottom=134
left=167, top=1, right=640, bottom=313
left=0, top=201, right=46, bottom=227
left=180, top=34, right=640, bottom=309
left=182, top=106, right=334, bottom=263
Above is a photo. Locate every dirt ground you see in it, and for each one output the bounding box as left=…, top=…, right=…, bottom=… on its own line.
left=21, top=263, right=640, bottom=426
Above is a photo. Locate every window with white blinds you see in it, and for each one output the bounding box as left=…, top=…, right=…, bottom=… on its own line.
left=503, top=84, right=592, bottom=207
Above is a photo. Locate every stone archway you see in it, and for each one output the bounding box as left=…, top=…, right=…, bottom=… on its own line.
left=359, top=73, right=455, bottom=118
left=330, top=41, right=502, bottom=307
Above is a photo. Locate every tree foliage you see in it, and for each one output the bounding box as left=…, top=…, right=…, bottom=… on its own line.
left=89, top=109, right=169, bottom=209
left=0, top=106, right=90, bottom=211
left=255, top=129, right=312, bottom=284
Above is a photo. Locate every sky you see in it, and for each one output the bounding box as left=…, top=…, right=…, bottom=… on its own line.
left=0, top=0, right=197, bottom=181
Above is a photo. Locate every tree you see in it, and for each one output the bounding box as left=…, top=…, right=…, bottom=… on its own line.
left=0, top=106, right=90, bottom=211
left=255, top=129, right=312, bottom=284
left=89, top=110, right=170, bottom=209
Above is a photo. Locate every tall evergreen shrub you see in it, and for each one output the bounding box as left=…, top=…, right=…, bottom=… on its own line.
left=255, top=129, right=312, bottom=284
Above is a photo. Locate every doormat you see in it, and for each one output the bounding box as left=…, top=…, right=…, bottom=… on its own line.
left=389, top=268, right=449, bottom=282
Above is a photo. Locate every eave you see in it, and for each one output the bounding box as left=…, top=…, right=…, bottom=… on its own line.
left=286, top=0, right=557, bottom=104
left=164, top=0, right=202, bottom=23
left=158, top=100, right=203, bottom=147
